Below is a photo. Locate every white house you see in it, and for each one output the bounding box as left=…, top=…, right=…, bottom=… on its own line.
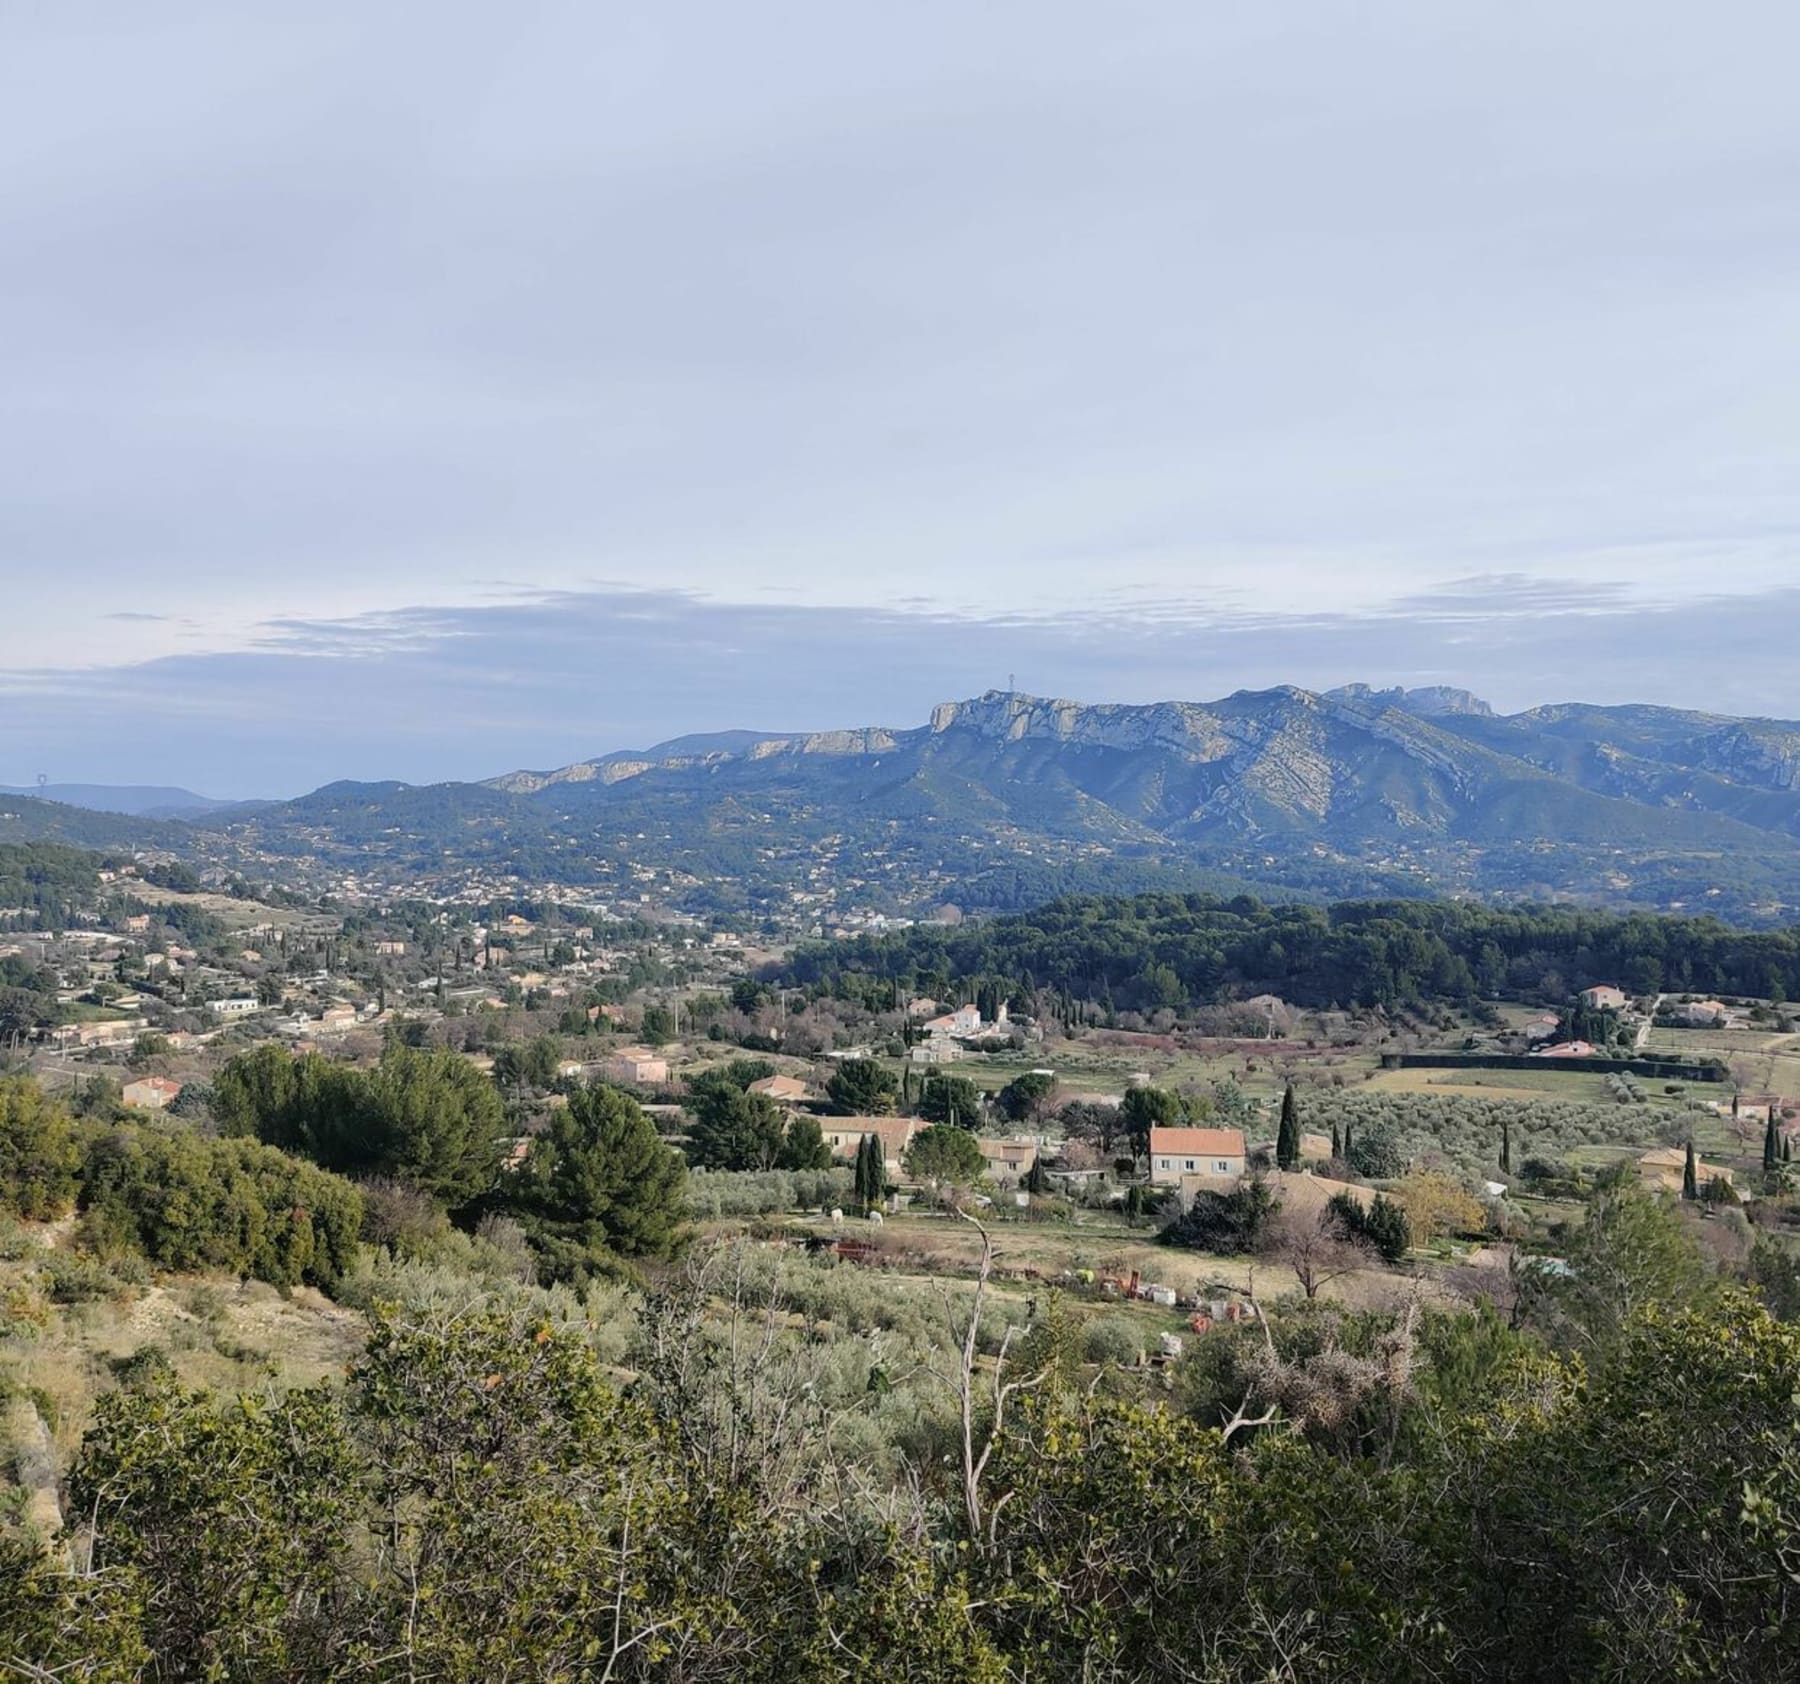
left=820, top=1117, right=918, bottom=1176
left=1148, top=1127, right=1247, bottom=1186
left=603, top=1049, right=669, bottom=1086
left=921, top=1003, right=981, bottom=1037
left=122, top=1076, right=182, bottom=1111
left=976, top=1137, right=1038, bottom=1182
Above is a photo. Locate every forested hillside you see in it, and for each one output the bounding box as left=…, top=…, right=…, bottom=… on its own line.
left=0, top=843, right=105, bottom=928
left=781, top=893, right=1800, bottom=1012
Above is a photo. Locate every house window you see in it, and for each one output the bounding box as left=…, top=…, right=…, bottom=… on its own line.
left=1215, top=1161, right=1229, bottom=1173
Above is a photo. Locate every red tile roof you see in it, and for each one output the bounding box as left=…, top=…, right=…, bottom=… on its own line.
left=1149, top=1127, right=1246, bottom=1158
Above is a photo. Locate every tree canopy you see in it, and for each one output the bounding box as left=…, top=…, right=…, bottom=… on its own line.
left=917, top=1073, right=984, bottom=1128
left=903, top=1124, right=986, bottom=1184
left=510, top=1082, right=688, bottom=1278
left=214, top=1043, right=506, bottom=1209
left=826, top=1057, right=897, bottom=1116
left=781, top=890, right=1800, bottom=1015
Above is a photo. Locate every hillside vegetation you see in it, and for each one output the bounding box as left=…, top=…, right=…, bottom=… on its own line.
left=782, top=891, right=1800, bottom=1014
left=2, top=1206, right=1798, bottom=1680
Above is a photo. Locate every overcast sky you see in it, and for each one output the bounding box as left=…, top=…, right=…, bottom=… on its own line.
left=3, top=1, right=1798, bottom=795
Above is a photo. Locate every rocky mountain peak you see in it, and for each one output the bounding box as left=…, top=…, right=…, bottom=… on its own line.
left=1329, top=683, right=1494, bottom=719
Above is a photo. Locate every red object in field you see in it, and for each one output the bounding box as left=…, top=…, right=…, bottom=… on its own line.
left=1190, top=1315, right=1214, bottom=1335
left=1127, top=1269, right=1141, bottom=1295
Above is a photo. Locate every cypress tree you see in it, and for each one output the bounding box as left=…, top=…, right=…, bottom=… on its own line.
left=1682, top=1139, right=1698, bottom=1200
left=854, top=1134, right=873, bottom=1210
left=1764, top=1110, right=1780, bottom=1178
left=1343, top=1121, right=1354, bottom=1166
left=1276, top=1083, right=1300, bottom=1172
left=1500, top=1120, right=1512, bottom=1175
left=866, top=1135, right=887, bottom=1210
left=1330, top=1119, right=1342, bottom=1161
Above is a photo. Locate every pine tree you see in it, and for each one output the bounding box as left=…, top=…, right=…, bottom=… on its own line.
left=516, top=1083, right=688, bottom=1270
left=1682, top=1139, right=1698, bottom=1200
left=1276, top=1083, right=1300, bottom=1172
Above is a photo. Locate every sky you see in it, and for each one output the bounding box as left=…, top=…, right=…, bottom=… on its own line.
left=3, top=1, right=1798, bottom=795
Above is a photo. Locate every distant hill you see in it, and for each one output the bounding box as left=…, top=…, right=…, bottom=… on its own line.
left=0, top=783, right=231, bottom=819
left=184, top=686, right=1800, bottom=922
left=0, top=792, right=194, bottom=851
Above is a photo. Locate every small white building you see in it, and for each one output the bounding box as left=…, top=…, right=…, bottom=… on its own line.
left=908, top=1040, right=958, bottom=1066
left=1579, top=985, right=1628, bottom=1012
left=603, top=1048, right=669, bottom=1086
left=921, top=1003, right=981, bottom=1037
left=976, top=1137, right=1039, bottom=1183
left=122, top=1076, right=182, bottom=1112
left=1672, top=999, right=1729, bottom=1028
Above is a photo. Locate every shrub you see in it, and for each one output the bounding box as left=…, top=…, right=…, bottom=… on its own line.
left=688, top=1168, right=852, bottom=1219
left=80, top=1129, right=365, bottom=1292
left=0, top=1077, right=83, bottom=1220
left=37, top=1251, right=122, bottom=1304
left=1082, top=1315, right=1145, bottom=1366
left=1328, top=1192, right=1411, bottom=1264
left=1160, top=1179, right=1279, bottom=1255
left=107, top=1345, right=177, bottom=1388
left=359, top=1176, right=452, bottom=1256
left=1347, top=1120, right=1407, bottom=1180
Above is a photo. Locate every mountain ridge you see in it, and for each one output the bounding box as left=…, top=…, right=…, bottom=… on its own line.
left=184, top=685, right=1800, bottom=923
left=16, top=686, right=1800, bottom=922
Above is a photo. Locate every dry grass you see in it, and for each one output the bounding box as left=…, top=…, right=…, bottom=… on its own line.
left=779, top=1206, right=1415, bottom=1312
left=125, top=884, right=310, bottom=931
left=1361, top=1066, right=1622, bottom=1103
left=2, top=1248, right=365, bottom=1489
